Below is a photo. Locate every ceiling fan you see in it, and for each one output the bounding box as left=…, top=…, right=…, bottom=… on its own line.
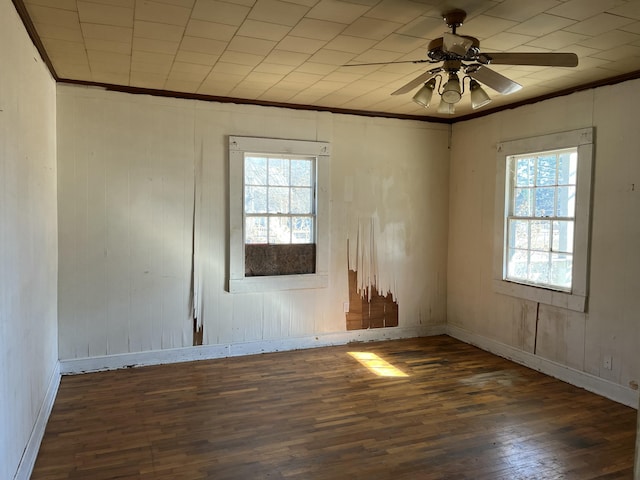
left=345, top=9, right=579, bottom=114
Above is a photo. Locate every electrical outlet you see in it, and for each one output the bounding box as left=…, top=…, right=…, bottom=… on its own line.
left=603, top=355, right=612, bottom=370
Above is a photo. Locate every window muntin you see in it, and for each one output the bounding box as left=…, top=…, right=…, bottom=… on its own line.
left=505, top=148, right=577, bottom=291
left=244, top=155, right=315, bottom=245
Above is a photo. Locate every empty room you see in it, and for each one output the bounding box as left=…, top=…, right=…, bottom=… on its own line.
left=1, top=0, right=639, bottom=478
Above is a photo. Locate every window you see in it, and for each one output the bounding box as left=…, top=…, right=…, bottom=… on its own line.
left=505, top=148, right=576, bottom=291
left=228, top=136, right=330, bottom=293
left=493, top=128, right=594, bottom=312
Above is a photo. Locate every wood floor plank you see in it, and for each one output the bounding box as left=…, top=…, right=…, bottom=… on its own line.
left=32, top=336, right=637, bottom=479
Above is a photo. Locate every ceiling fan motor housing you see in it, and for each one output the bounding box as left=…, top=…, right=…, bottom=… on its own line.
left=427, top=36, right=480, bottom=62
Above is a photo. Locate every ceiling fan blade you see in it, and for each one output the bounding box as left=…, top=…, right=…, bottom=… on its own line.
left=342, top=59, right=431, bottom=67
left=391, top=69, right=440, bottom=95
left=467, top=65, right=522, bottom=95
left=443, top=32, right=473, bottom=56
left=480, top=52, right=578, bottom=67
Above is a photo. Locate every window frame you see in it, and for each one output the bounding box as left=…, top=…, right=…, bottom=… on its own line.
left=493, top=128, right=594, bottom=312
left=228, top=136, right=330, bottom=293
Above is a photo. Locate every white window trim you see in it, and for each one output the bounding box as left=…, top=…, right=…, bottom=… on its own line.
left=228, top=136, right=330, bottom=293
left=493, top=127, right=594, bottom=312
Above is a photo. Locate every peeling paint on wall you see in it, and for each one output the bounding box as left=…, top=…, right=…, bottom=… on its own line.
left=346, top=269, right=398, bottom=330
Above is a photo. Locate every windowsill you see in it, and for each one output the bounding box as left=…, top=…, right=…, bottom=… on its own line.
left=229, top=274, right=328, bottom=294
left=493, top=279, right=586, bottom=312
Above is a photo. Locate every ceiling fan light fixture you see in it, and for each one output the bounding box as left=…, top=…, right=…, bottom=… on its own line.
left=441, top=73, right=462, bottom=104
left=412, top=78, right=437, bottom=107
left=469, top=79, right=491, bottom=109
left=437, top=98, right=455, bottom=114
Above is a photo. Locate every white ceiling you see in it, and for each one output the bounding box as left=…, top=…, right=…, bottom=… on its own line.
left=19, top=0, right=640, bottom=119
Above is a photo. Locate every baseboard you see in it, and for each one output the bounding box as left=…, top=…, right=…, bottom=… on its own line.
left=14, top=361, right=61, bottom=480
left=447, top=324, right=639, bottom=409
left=60, top=324, right=447, bottom=375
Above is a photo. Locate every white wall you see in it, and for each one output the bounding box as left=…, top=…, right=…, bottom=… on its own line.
left=56, top=85, right=450, bottom=361
left=448, top=83, right=640, bottom=402
left=0, top=2, right=58, bottom=479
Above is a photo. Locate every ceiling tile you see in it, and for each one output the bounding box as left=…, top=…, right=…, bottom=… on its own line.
left=212, top=62, right=253, bottom=75
left=288, top=18, right=345, bottom=41
left=25, top=5, right=80, bottom=28
left=236, top=20, right=291, bottom=41
left=24, top=0, right=77, bottom=11
left=133, top=37, right=180, bottom=55
left=253, top=63, right=296, bottom=74
left=481, top=32, right=536, bottom=51
left=84, top=0, right=135, bottom=9
left=607, top=3, right=640, bottom=20
left=175, top=50, right=219, bottom=65
left=185, top=20, right=237, bottom=41
left=227, top=36, right=278, bottom=55
left=283, top=71, right=324, bottom=84
left=276, top=36, right=326, bottom=54
left=263, top=50, right=310, bottom=66
left=154, top=0, right=196, bottom=7
left=164, top=79, right=201, bottom=91
left=364, top=0, right=428, bottom=23
left=308, top=49, right=355, bottom=65
left=81, top=23, right=132, bottom=42
left=134, top=1, right=190, bottom=25
left=134, top=21, right=185, bottom=42
left=85, top=38, right=131, bottom=54
left=191, top=0, right=250, bottom=25
left=547, top=0, right=622, bottom=22
left=578, top=29, right=640, bottom=50
left=248, top=0, right=309, bottom=26
left=243, top=71, right=285, bottom=84
left=306, top=0, right=370, bottom=24
left=373, top=34, right=428, bottom=54
left=351, top=48, right=402, bottom=64
left=564, top=13, right=636, bottom=36
left=341, top=17, right=401, bottom=40
left=295, top=62, right=337, bottom=75
left=324, top=35, right=377, bottom=54
left=527, top=31, right=590, bottom=50
left=180, top=36, right=227, bottom=55
left=129, top=71, right=166, bottom=88
left=217, top=50, right=265, bottom=66
left=484, top=0, right=562, bottom=22
left=507, top=14, right=576, bottom=36
left=34, top=23, right=84, bottom=42
left=87, top=50, right=131, bottom=72
left=620, top=21, right=640, bottom=35
left=460, top=15, right=517, bottom=39
left=77, top=1, right=133, bottom=27
left=92, top=71, right=130, bottom=84
left=131, top=50, right=174, bottom=67
left=395, top=16, right=446, bottom=40
left=322, top=71, right=362, bottom=83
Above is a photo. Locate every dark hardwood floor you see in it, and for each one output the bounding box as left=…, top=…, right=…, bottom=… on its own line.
left=32, top=335, right=637, bottom=479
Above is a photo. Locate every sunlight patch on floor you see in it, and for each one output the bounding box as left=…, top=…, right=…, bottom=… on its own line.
left=348, top=352, right=409, bottom=377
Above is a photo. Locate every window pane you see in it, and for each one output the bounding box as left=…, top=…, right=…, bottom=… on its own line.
left=537, top=154, right=557, bottom=186
left=515, top=157, right=534, bottom=186
left=530, top=220, right=550, bottom=251
left=552, top=221, right=574, bottom=254
left=507, top=249, right=528, bottom=280
left=246, top=216, right=267, bottom=244
left=245, top=186, right=267, bottom=213
left=558, top=151, right=577, bottom=185
left=292, top=217, right=313, bottom=243
left=268, top=158, right=289, bottom=186
left=508, top=219, right=529, bottom=249
left=550, top=253, right=572, bottom=289
left=245, top=156, right=267, bottom=185
left=291, top=159, right=312, bottom=186
left=291, top=187, right=312, bottom=214
left=268, top=187, right=289, bottom=214
left=514, top=188, right=533, bottom=216
left=556, top=186, right=576, bottom=217
left=534, top=187, right=555, bottom=217
left=529, top=251, right=550, bottom=284
left=269, top=217, right=291, bottom=244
